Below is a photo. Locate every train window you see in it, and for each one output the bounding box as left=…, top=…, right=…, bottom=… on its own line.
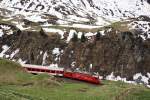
left=27, top=68, right=30, bottom=70
left=56, top=71, right=59, bottom=73
left=51, top=70, right=55, bottom=73
left=41, top=69, right=45, bottom=72
left=30, top=68, right=34, bottom=71
left=46, top=70, right=50, bottom=73
left=36, top=69, right=40, bottom=72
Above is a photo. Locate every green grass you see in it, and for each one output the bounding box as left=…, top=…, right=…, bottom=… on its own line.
left=109, top=21, right=132, bottom=32
left=0, top=59, right=150, bottom=100
left=44, top=25, right=102, bottom=33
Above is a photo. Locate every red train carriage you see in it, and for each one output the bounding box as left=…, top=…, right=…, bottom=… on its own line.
left=22, top=64, right=64, bottom=76
left=63, top=71, right=100, bottom=84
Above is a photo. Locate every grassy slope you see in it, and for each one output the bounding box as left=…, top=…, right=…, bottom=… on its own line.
left=0, top=59, right=150, bottom=100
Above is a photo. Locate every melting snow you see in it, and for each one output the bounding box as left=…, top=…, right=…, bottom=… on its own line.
left=16, top=23, right=30, bottom=30
left=66, top=30, right=77, bottom=42
left=106, top=72, right=116, bottom=81
left=147, top=73, right=150, bottom=78
left=49, top=63, right=59, bottom=68
left=10, top=49, right=19, bottom=59
left=106, top=72, right=150, bottom=87
left=85, top=32, right=95, bottom=37
left=0, top=45, right=10, bottom=57
left=0, top=29, right=4, bottom=37
left=52, top=48, right=60, bottom=56
left=72, top=24, right=102, bottom=29
left=100, top=30, right=105, bottom=36
left=18, top=58, right=27, bottom=65
left=42, top=51, right=48, bottom=65
left=133, top=73, right=149, bottom=85
left=77, top=32, right=83, bottom=39
left=106, top=72, right=136, bottom=84
left=6, top=30, right=13, bottom=35
left=129, top=21, right=150, bottom=40
left=25, top=15, right=47, bottom=22
left=0, top=25, right=11, bottom=30
left=40, top=51, right=43, bottom=55
left=0, top=0, right=150, bottom=26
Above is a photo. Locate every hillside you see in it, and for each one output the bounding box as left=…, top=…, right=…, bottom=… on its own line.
left=0, top=59, right=150, bottom=100
left=0, top=0, right=150, bottom=93
left=0, top=20, right=150, bottom=84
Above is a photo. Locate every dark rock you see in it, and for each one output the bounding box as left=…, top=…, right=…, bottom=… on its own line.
left=147, top=0, right=150, bottom=4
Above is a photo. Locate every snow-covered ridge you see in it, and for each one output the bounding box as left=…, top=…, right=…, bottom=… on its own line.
left=0, top=0, right=150, bottom=25
left=106, top=72, right=150, bottom=88
left=129, top=21, right=150, bottom=40
left=0, top=24, right=14, bottom=37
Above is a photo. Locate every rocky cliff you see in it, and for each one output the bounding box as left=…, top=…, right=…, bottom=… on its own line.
left=0, top=22, right=150, bottom=81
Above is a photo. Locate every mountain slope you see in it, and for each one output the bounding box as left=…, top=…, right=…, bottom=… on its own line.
left=0, top=0, right=150, bottom=86
left=0, top=0, right=150, bottom=25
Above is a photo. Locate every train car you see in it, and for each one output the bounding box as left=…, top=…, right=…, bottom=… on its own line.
left=22, top=64, right=64, bottom=76
left=63, top=71, right=100, bottom=84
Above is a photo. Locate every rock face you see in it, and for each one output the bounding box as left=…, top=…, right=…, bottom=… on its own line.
left=0, top=25, right=66, bottom=65
left=147, top=0, right=150, bottom=4
left=60, top=30, right=150, bottom=80
left=0, top=24, right=150, bottom=80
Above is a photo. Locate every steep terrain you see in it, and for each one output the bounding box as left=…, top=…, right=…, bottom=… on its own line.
left=1, top=59, right=150, bottom=100
left=0, top=0, right=150, bottom=26
left=0, top=22, right=150, bottom=83
left=0, top=0, right=150, bottom=85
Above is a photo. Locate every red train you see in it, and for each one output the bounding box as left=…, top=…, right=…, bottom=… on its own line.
left=22, top=64, right=101, bottom=84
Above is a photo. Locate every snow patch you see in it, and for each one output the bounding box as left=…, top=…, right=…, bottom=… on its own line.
left=10, top=49, right=19, bottom=59
left=106, top=72, right=150, bottom=87
left=85, top=32, right=95, bottom=37
left=129, top=21, right=150, bottom=40
left=106, top=72, right=135, bottom=84
left=42, top=51, right=48, bottom=65
left=133, top=73, right=149, bottom=85
left=0, top=29, right=4, bottom=37
left=106, top=72, right=116, bottom=81
left=0, top=45, right=10, bottom=58
left=66, top=30, right=77, bottom=42
left=25, top=14, right=47, bottom=22
left=52, top=48, right=60, bottom=55
left=18, top=58, right=27, bottom=65
left=0, top=25, right=11, bottom=30
left=77, top=32, right=83, bottom=39
left=72, top=24, right=102, bottom=29
left=6, top=30, right=13, bottom=35
left=16, top=23, right=30, bottom=30
left=49, top=63, right=59, bottom=68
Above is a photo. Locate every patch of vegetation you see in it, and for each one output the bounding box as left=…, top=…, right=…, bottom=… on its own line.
left=46, top=25, right=101, bottom=33
left=110, top=21, right=131, bottom=32
left=124, top=88, right=150, bottom=100
left=71, top=32, right=78, bottom=42
left=0, top=59, right=60, bottom=86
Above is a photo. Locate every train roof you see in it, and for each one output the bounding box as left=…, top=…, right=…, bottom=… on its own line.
left=22, top=64, right=64, bottom=71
